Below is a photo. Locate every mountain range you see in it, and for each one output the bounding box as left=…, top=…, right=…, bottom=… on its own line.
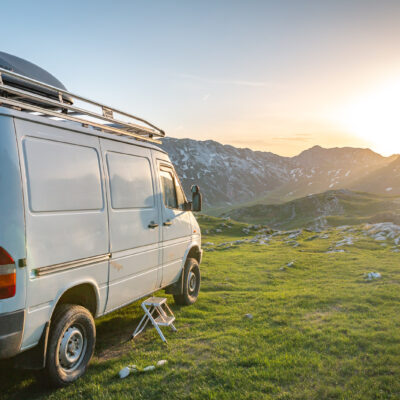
left=160, top=138, right=399, bottom=209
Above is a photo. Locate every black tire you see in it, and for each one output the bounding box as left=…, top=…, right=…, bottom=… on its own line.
left=45, top=304, right=96, bottom=387
left=173, top=258, right=201, bottom=306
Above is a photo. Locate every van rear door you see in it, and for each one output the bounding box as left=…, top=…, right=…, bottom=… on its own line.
left=0, top=114, right=26, bottom=358
left=0, top=115, right=26, bottom=315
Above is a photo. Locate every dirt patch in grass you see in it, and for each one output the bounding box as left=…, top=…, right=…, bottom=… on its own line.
left=304, top=305, right=343, bottom=325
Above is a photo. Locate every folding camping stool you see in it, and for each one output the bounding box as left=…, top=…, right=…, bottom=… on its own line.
left=131, top=297, right=177, bottom=343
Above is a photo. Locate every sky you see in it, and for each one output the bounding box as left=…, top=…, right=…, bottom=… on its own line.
left=2, top=0, right=400, bottom=156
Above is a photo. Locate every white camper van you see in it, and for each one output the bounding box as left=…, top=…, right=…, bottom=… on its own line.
left=0, top=53, right=202, bottom=386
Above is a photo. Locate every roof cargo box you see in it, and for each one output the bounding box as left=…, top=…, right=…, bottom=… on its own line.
left=0, top=51, right=72, bottom=108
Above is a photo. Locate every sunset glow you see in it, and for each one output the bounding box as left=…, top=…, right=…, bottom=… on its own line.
left=3, top=1, right=400, bottom=156
left=335, top=79, right=400, bottom=155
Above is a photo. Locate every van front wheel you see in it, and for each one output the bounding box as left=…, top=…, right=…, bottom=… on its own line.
left=173, top=258, right=201, bottom=306
left=45, top=304, right=96, bottom=387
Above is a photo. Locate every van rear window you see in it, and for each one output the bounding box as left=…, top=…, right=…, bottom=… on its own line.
left=106, top=152, right=154, bottom=209
left=23, top=137, right=103, bottom=212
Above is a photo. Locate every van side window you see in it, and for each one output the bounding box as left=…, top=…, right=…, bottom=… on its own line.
left=106, top=152, right=154, bottom=209
left=175, top=179, right=186, bottom=210
left=160, top=170, right=178, bottom=209
left=23, top=137, right=103, bottom=212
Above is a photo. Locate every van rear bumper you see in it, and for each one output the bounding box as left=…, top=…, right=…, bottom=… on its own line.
left=0, top=309, right=25, bottom=359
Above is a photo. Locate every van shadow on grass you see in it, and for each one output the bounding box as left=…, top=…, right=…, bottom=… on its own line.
left=0, top=303, right=163, bottom=400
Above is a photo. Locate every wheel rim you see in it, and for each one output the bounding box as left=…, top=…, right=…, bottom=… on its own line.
left=59, top=324, right=87, bottom=372
left=188, top=271, right=197, bottom=294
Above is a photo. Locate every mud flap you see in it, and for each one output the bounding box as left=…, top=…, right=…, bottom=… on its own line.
left=165, top=271, right=184, bottom=295
left=13, top=322, right=49, bottom=370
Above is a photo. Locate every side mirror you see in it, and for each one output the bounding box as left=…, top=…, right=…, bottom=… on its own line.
left=191, top=185, right=202, bottom=212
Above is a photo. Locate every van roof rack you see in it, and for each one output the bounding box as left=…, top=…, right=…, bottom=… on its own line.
left=0, top=67, right=165, bottom=143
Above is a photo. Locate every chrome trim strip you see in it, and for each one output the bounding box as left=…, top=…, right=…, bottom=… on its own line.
left=35, top=254, right=110, bottom=277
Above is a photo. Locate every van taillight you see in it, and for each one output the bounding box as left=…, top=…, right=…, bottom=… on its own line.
left=0, top=247, right=16, bottom=299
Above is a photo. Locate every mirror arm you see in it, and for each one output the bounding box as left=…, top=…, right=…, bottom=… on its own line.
left=184, top=201, right=192, bottom=211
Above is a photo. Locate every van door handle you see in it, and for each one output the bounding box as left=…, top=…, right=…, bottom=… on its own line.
left=163, top=220, right=172, bottom=226
left=148, top=222, right=159, bottom=229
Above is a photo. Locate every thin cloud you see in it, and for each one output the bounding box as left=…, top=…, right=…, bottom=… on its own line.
left=177, top=73, right=271, bottom=88
left=271, top=134, right=313, bottom=142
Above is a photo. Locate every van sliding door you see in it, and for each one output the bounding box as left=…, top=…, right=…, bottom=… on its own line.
left=100, top=139, right=162, bottom=312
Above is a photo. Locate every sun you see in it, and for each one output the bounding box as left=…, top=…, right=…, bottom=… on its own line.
left=334, top=79, right=400, bottom=155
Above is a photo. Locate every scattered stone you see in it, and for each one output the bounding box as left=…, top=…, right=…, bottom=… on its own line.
left=143, top=365, right=156, bottom=372
left=215, top=229, right=222, bottom=233
left=364, top=223, right=400, bottom=243
left=366, top=272, right=381, bottom=280
left=279, top=267, right=285, bottom=271
left=244, top=313, right=253, bottom=319
left=326, top=249, right=345, bottom=253
left=305, top=235, right=319, bottom=241
left=287, top=261, right=295, bottom=267
left=374, top=235, right=386, bottom=241
left=248, top=224, right=261, bottom=230
left=336, top=236, right=354, bottom=247
left=156, top=360, right=168, bottom=367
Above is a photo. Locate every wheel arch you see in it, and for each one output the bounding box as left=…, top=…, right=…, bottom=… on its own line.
left=51, top=280, right=100, bottom=319
left=14, top=280, right=100, bottom=371
left=184, top=244, right=202, bottom=264
left=165, top=244, right=201, bottom=295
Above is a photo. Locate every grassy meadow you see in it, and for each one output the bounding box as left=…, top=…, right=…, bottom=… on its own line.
left=218, top=190, right=400, bottom=230
left=1, top=215, right=400, bottom=399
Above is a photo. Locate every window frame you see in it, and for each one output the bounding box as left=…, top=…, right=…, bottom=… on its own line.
left=106, top=151, right=155, bottom=210
left=23, top=136, right=104, bottom=213
left=159, top=164, right=188, bottom=211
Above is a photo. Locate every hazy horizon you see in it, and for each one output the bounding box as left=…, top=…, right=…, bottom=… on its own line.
left=3, top=0, right=400, bottom=156
left=167, top=136, right=399, bottom=159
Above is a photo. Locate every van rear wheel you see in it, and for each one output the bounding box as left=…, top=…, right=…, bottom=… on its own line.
left=173, top=258, right=201, bottom=306
left=45, top=304, right=95, bottom=387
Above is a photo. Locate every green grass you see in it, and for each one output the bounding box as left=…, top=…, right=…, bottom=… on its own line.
left=1, top=216, right=400, bottom=399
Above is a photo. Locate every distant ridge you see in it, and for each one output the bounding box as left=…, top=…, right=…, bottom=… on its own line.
left=160, top=138, right=398, bottom=208
left=221, top=190, right=400, bottom=229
